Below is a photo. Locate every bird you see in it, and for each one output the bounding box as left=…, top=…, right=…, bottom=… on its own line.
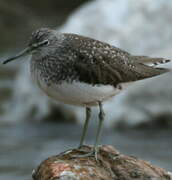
left=2, top=28, right=171, bottom=159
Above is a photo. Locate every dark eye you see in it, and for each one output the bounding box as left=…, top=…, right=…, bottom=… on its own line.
left=42, top=40, right=49, bottom=45
left=38, top=40, right=49, bottom=47
left=31, top=40, right=49, bottom=49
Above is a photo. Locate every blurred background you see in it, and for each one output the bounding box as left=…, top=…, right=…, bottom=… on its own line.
left=0, top=0, right=172, bottom=179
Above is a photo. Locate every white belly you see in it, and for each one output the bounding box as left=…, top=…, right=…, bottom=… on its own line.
left=37, top=79, right=121, bottom=106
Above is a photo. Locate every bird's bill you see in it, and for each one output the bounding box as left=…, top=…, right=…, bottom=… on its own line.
left=2, top=46, right=32, bottom=65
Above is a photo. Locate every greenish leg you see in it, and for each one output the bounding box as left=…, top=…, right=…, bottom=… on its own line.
left=93, top=101, right=105, bottom=159
left=78, top=107, right=91, bottom=148
left=74, top=102, right=104, bottom=160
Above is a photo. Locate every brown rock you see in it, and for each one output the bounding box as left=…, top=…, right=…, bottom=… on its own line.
left=32, top=145, right=172, bottom=180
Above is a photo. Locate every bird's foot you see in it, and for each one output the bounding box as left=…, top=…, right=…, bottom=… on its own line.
left=73, top=146, right=100, bottom=161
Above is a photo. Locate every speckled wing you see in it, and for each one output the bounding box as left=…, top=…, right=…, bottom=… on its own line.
left=64, top=34, right=170, bottom=87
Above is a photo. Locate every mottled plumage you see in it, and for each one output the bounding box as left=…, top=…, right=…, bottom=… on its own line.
left=2, top=28, right=171, bottom=159
left=30, top=28, right=170, bottom=90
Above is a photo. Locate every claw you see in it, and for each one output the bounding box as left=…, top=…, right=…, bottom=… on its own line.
left=72, top=147, right=100, bottom=161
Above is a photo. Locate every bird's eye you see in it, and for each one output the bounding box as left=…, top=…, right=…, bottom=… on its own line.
left=42, top=40, right=49, bottom=46
left=31, top=40, right=49, bottom=49
left=37, top=40, right=49, bottom=47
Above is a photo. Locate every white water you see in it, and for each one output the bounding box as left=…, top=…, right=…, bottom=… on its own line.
left=2, top=0, right=172, bottom=126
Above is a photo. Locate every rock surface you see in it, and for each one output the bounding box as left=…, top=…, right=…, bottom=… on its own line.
left=32, top=145, right=172, bottom=180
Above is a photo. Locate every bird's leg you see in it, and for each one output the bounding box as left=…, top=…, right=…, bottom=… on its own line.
left=93, top=101, right=105, bottom=159
left=78, top=107, right=91, bottom=148
left=75, top=102, right=105, bottom=160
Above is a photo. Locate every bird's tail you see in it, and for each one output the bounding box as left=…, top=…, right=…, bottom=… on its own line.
left=133, top=55, right=171, bottom=67
left=130, top=55, right=171, bottom=80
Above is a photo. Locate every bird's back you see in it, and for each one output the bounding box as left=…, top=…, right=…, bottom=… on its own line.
left=61, top=33, right=170, bottom=86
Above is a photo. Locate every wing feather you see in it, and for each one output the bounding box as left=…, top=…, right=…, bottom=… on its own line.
left=64, top=34, right=170, bottom=86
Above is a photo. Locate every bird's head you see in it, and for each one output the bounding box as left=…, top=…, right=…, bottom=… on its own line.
left=2, top=28, right=55, bottom=64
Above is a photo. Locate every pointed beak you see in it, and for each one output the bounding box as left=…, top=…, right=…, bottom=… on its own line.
left=2, top=46, right=33, bottom=65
